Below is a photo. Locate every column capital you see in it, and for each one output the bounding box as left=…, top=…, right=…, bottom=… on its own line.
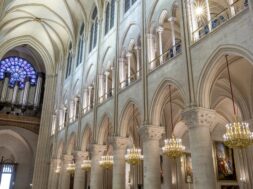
left=182, top=107, right=216, bottom=129
left=110, top=137, right=129, bottom=150
left=146, top=33, right=155, bottom=39
left=88, top=85, right=93, bottom=90
left=74, top=151, right=89, bottom=160
left=118, top=58, right=126, bottom=63
left=139, top=125, right=165, bottom=142
left=126, top=52, right=133, bottom=57
left=104, top=71, right=110, bottom=76
left=168, top=17, right=176, bottom=22
left=62, top=154, right=73, bottom=165
left=91, top=144, right=106, bottom=156
left=134, top=45, right=141, bottom=51
left=156, top=26, right=164, bottom=33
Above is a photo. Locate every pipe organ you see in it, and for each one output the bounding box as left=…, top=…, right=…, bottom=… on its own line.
left=0, top=57, right=45, bottom=115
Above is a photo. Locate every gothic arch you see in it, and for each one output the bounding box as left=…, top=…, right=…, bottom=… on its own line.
left=149, top=79, right=186, bottom=126
left=197, top=45, right=253, bottom=110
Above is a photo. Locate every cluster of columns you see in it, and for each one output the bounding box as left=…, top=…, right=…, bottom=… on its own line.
left=119, top=46, right=141, bottom=89
left=69, top=96, right=80, bottom=123
left=188, top=0, right=243, bottom=42
left=83, top=85, right=95, bottom=113
left=98, top=67, right=114, bottom=103
left=148, top=17, right=179, bottom=71
left=0, top=73, right=43, bottom=110
left=50, top=107, right=223, bottom=189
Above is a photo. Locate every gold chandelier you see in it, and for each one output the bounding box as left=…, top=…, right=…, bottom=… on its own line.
left=125, top=147, right=144, bottom=165
left=125, top=104, right=144, bottom=165
left=162, top=135, right=185, bottom=158
left=223, top=55, right=253, bottom=148
left=66, top=162, right=76, bottom=175
left=81, top=159, right=92, bottom=171
left=99, top=155, right=113, bottom=169
left=162, top=85, right=185, bottom=159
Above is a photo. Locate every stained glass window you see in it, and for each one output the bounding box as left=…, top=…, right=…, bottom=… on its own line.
left=0, top=57, right=37, bottom=89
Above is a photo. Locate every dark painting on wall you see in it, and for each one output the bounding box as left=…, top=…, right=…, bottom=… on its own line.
left=221, top=185, right=239, bottom=189
left=215, top=141, right=237, bottom=180
left=184, top=153, right=193, bottom=183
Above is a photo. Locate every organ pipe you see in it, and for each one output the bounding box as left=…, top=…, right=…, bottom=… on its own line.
left=22, top=79, right=30, bottom=106
left=0, top=74, right=10, bottom=102
left=33, top=75, right=43, bottom=107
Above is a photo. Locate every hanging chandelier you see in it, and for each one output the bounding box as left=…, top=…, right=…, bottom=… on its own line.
left=125, top=147, right=144, bottom=165
left=66, top=162, right=76, bottom=175
left=223, top=55, right=253, bottom=148
left=81, top=159, right=92, bottom=171
left=162, top=85, right=185, bottom=159
left=99, top=155, right=113, bottom=169
left=162, top=136, right=185, bottom=158
left=125, top=104, right=144, bottom=165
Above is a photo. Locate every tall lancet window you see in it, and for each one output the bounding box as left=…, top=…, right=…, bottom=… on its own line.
left=124, top=0, right=137, bottom=13
left=105, top=0, right=115, bottom=35
left=89, top=7, right=98, bottom=52
left=77, top=23, right=85, bottom=67
left=66, top=42, right=73, bottom=78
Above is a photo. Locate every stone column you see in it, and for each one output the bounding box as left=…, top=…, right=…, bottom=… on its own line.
left=90, top=144, right=106, bottom=189
left=32, top=75, right=57, bottom=189
left=104, top=71, right=110, bottom=98
left=119, top=58, right=127, bottom=88
left=48, top=158, right=61, bottom=189
left=126, top=52, right=133, bottom=84
left=156, top=26, right=164, bottom=65
left=33, top=74, right=43, bottom=108
left=0, top=74, right=10, bottom=102
left=228, top=0, right=236, bottom=17
left=59, top=155, right=73, bottom=189
left=139, top=126, right=165, bottom=189
left=88, top=85, right=93, bottom=110
left=98, top=74, right=104, bottom=103
left=205, top=0, right=212, bottom=31
left=162, top=155, right=172, bottom=189
left=83, top=88, right=88, bottom=113
left=74, top=97, right=79, bottom=120
left=112, top=137, right=129, bottom=189
left=188, top=0, right=199, bottom=41
left=182, top=107, right=216, bottom=189
left=74, top=151, right=88, bottom=189
left=134, top=46, right=141, bottom=79
left=168, top=17, right=177, bottom=56
left=111, top=66, right=115, bottom=95
left=51, top=114, right=57, bottom=135
left=63, top=107, right=67, bottom=127
left=147, top=33, right=156, bottom=70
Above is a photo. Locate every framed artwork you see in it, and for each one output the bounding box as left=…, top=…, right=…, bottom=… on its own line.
left=221, top=185, right=239, bottom=189
left=215, top=141, right=237, bottom=181
left=184, top=153, right=193, bottom=183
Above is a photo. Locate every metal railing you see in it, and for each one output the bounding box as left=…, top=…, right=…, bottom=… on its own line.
left=192, top=0, right=248, bottom=43
left=148, top=42, right=182, bottom=72
left=119, top=69, right=142, bottom=90
left=98, top=88, right=114, bottom=103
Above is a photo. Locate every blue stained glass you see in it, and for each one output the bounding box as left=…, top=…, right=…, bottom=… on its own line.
left=0, top=56, right=37, bottom=88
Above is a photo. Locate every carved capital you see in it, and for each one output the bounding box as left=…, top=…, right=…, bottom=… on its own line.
left=91, top=144, right=106, bottom=156
left=182, top=107, right=216, bottom=129
left=111, top=137, right=129, bottom=151
left=62, top=154, right=73, bottom=165
left=139, top=125, right=165, bottom=142
left=74, top=151, right=89, bottom=163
